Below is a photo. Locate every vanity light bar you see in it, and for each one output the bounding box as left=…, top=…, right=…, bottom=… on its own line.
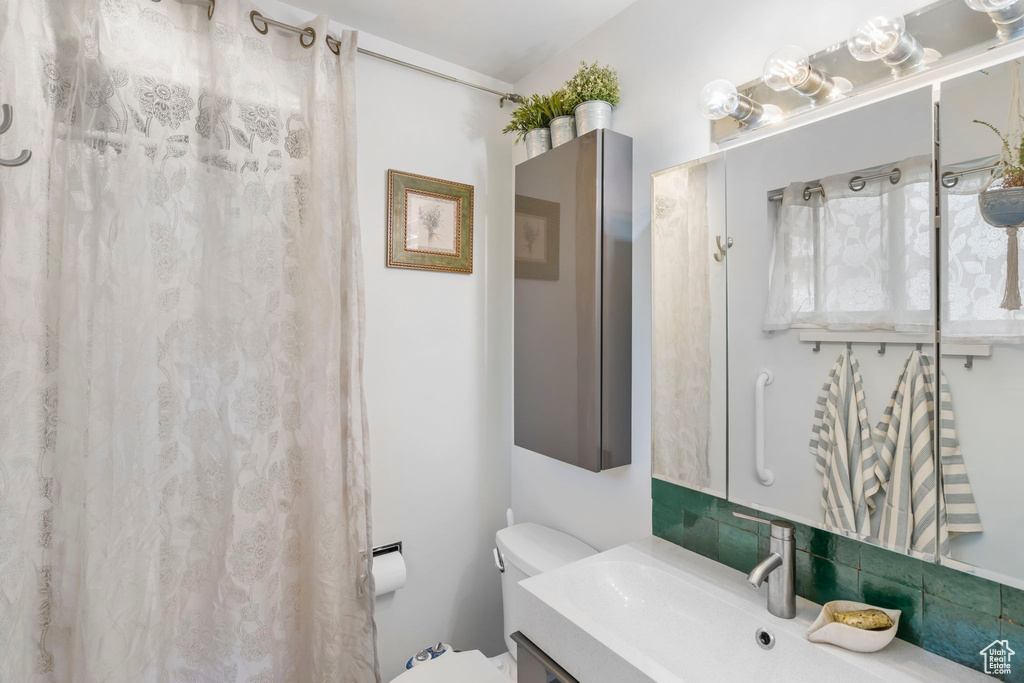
left=706, top=0, right=1023, bottom=142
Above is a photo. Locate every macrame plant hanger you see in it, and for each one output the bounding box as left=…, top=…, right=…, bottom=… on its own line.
left=994, top=61, right=1024, bottom=310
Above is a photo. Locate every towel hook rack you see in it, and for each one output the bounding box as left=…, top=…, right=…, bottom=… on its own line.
left=0, top=104, right=31, bottom=168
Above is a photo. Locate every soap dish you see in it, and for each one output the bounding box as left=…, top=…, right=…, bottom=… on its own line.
left=806, top=600, right=900, bottom=653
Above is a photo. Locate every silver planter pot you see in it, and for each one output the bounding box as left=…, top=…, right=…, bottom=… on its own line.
left=550, top=115, right=577, bottom=147
left=574, top=100, right=613, bottom=135
left=979, top=186, right=1024, bottom=227
left=525, top=128, right=551, bottom=159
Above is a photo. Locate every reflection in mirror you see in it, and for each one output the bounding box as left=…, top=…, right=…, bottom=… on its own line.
left=651, top=156, right=727, bottom=496
left=939, top=56, right=1024, bottom=588
left=726, top=88, right=942, bottom=562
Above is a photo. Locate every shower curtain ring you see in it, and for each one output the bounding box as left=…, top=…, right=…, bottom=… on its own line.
left=326, top=34, right=341, bottom=55
left=250, top=10, right=269, bottom=34
left=299, top=27, right=316, bottom=48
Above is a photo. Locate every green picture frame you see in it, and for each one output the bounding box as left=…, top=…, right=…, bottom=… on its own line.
left=387, top=169, right=474, bottom=274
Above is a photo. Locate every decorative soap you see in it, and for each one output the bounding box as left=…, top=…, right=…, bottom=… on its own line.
left=832, top=608, right=894, bottom=630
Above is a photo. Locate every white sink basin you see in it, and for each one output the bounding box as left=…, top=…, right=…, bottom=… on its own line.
left=518, top=537, right=988, bottom=683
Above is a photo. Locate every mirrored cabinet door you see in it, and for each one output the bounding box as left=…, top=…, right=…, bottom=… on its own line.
left=725, top=88, right=939, bottom=558
left=653, top=75, right=1023, bottom=591
left=939, top=58, right=1024, bottom=588
left=652, top=155, right=728, bottom=496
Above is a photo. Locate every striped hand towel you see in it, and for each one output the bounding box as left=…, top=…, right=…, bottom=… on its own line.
left=809, top=349, right=880, bottom=537
left=874, top=350, right=982, bottom=556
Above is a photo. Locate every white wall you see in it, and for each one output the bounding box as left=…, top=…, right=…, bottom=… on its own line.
left=355, top=38, right=515, bottom=682
left=263, top=1, right=516, bottom=678
left=509, top=0, right=935, bottom=552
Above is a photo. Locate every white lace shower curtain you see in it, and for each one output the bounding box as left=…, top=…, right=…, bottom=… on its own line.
left=763, top=155, right=933, bottom=332
left=0, top=1, right=377, bottom=680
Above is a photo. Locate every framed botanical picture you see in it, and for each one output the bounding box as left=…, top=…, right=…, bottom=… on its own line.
left=514, top=194, right=560, bottom=281
left=387, top=170, right=474, bottom=273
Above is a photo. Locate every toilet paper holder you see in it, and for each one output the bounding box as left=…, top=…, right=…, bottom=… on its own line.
left=373, top=541, right=403, bottom=557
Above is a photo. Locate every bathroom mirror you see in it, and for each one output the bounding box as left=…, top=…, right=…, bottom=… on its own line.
left=651, top=155, right=728, bottom=496
left=725, top=88, right=940, bottom=559
left=937, top=56, right=1024, bottom=588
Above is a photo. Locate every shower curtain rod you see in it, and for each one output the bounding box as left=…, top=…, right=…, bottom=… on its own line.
left=247, top=10, right=524, bottom=107
left=768, top=160, right=1002, bottom=201
left=767, top=167, right=903, bottom=202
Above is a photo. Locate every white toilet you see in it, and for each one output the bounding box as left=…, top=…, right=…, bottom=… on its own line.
left=390, top=522, right=597, bottom=682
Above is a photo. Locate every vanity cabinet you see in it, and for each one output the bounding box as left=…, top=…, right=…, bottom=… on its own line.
left=511, top=632, right=579, bottom=683
left=514, top=129, right=632, bottom=472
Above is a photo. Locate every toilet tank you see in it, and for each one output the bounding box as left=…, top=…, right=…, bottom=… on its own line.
left=495, top=523, right=597, bottom=658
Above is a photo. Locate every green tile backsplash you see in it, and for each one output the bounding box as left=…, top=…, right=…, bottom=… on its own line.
left=652, top=477, right=1022, bottom=679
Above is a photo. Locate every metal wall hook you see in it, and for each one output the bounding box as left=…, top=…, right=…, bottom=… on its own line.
left=812, top=341, right=821, bottom=353
left=0, top=104, right=31, bottom=168
left=877, top=342, right=886, bottom=355
left=965, top=355, right=974, bottom=370
left=713, top=235, right=733, bottom=262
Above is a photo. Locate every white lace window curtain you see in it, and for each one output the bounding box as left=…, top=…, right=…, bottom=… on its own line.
left=942, top=155, right=1024, bottom=342
left=0, top=0, right=377, bottom=681
left=763, top=155, right=933, bottom=333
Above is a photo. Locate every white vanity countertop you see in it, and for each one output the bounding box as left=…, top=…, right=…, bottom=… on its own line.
left=518, top=537, right=990, bottom=683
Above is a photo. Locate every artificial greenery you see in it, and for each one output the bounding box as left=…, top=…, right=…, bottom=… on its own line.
left=502, top=92, right=564, bottom=144
left=563, top=61, right=621, bottom=109
left=547, top=89, right=574, bottom=119
left=975, top=118, right=1024, bottom=187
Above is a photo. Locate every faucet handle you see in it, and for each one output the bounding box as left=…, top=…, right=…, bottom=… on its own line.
left=732, top=511, right=795, bottom=539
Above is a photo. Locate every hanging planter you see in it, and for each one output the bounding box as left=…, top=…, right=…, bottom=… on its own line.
left=974, top=61, right=1024, bottom=310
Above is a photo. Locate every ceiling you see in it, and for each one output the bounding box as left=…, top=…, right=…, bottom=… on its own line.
left=302, top=0, right=640, bottom=83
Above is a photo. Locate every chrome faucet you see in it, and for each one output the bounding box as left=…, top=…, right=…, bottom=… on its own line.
left=733, top=512, right=796, bottom=619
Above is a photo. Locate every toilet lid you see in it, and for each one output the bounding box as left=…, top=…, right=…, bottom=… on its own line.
left=390, top=650, right=507, bottom=683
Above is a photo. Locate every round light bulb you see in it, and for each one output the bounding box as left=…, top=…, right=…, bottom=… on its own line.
left=965, top=0, right=1018, bottom=10
left=763, top=46, right=812, bottom=91
left=848, top=11, right=907, bottom=61
left=965, top=0, right=1024, bottom=40
left=698, top=79, right=740, bottom=120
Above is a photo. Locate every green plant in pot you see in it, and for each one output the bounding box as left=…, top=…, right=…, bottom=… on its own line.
left=503, top=92, right=559, bottom=159
left=974, top=117, right=1024, bottom=309
left=547, top=89, right=578, bottom=148
left=563, top=61, right=621, bottom=136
